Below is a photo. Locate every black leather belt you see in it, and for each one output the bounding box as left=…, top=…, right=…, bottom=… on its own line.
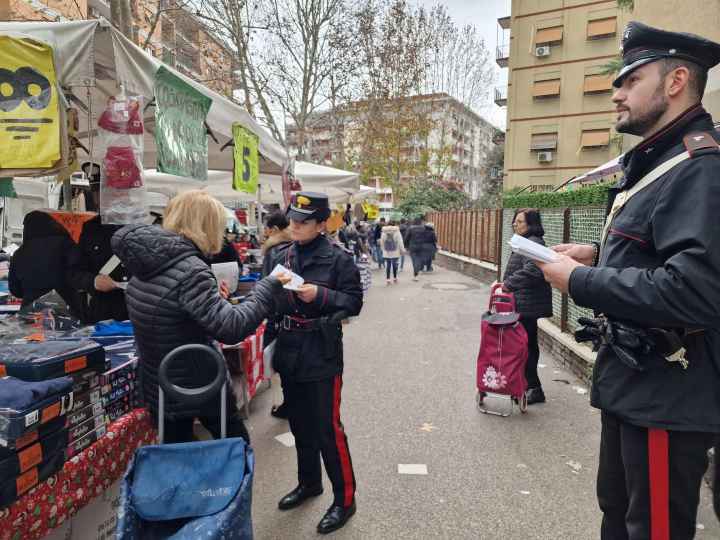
left=281, top=315, right=322, bottom=332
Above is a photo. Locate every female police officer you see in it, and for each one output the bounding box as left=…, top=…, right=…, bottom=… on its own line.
left=269, top=192, right=363, bottom=534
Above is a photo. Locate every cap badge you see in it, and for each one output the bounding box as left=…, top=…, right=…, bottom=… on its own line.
left=669, top=48, right=677, bottom=54
left=296, top=195, right=311, bottom=208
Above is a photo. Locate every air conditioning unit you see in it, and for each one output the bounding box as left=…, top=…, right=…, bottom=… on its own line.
left=535, top=45, right=551, bottom=57
left=537, top=151, right=553, bottom=163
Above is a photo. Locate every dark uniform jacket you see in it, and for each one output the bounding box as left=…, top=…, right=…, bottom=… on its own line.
left=502, top=235, right=553, bottom=320
left=112, top=224, right=283, bottom=420
left=66, top=216, right=129, bottom=323
left=569, top=105, right=720, bottom=432
left=270, top=234, right=363, bottom=382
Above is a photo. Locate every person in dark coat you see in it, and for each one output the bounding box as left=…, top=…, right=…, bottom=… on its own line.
left=8, top=210, right=76, bottom=311
left=538, top=22, right=720, bottom=539
left=502, top=209, right=553, bottom=405
left=269, top=192, right=363, bottom=535
left=398, top=218, right=409, bottom=271
left=66, top=215, right=129, bottom=323
left=112, top=190, right=289, bottom=444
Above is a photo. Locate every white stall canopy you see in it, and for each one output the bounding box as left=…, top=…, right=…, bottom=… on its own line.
left=143, top=161, right=361, bottom=205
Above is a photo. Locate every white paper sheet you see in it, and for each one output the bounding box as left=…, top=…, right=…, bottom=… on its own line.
left=211, top=262, right=240, bottom=293
left=509, top=234, right=559, bottom=263
left=270, top=264, right=304, bottom=291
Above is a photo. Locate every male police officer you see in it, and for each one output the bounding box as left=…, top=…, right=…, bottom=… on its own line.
left=539, top=22, right=720, bottom=539
left=270, top=192, right=363, bottom=534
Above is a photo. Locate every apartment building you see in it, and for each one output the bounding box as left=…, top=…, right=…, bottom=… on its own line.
left=1, top=0, right=235, bottom=98
left=286, top=93, right=502, bottom=200
left=498, top=0, right=630, bottom=191
left=630, top=0, right=720, bottom=128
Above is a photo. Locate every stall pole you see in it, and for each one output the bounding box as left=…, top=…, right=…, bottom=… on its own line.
left=256, top=183, right=264, bottom=243
left=62, top=177, right=72, bottom=211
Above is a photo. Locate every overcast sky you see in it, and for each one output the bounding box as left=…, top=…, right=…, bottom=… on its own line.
left=414, top=0, right=511, bottom=129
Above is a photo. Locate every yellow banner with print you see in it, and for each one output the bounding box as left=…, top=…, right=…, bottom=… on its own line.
left=232, top=123, right=259, bottom=194
left=0, top=35, right=61, bottom=170
left=362, top=202, right=380, bottom=220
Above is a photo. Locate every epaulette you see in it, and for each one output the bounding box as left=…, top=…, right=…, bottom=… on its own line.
left=683, top=131, right=720, bottom=157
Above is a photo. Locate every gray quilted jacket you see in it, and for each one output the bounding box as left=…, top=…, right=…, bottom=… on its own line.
left=112, top=224, right=282, bottom=419
left=502, top=235, right=553, bottom=320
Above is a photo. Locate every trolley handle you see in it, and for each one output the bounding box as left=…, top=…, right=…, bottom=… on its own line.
left=157, top=344, right=228, bottom=443
left=489, top=283, right=517, bottom=313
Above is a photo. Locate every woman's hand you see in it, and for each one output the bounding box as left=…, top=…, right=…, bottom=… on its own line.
left=219, top=280, right=230, bottom=299
left=296, top=284, right=318, bottom=303
left=275, top=272, right=292, bottom=286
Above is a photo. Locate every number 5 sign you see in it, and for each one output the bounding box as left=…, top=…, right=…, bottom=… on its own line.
left=232, top=123, right=259, bottom=194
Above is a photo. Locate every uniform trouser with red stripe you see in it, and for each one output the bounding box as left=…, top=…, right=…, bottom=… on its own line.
left=598, top=411, right=714, bottom=540
left=284, top=375, right=356, bottom=508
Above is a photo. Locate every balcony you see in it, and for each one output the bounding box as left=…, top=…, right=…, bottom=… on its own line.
left=495, top=44, right=509, bottom=68
left=494, top=86, right=507, bottom=107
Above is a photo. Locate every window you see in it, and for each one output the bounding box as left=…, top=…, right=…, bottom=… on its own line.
left=584, top=74, right=614, bottom=94
left=533, top=79, right=561, bottom=98
left=535, top=26, right=563, bottom=45
left=581, top=129, right=611, bottom=148
left=530, top=132, right=558, bottom=151
left=587, top=17, right=617, bottom=40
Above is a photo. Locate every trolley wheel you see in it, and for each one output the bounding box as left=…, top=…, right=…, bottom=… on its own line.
left=476, top=391, right=486, bottom=406
left=519, top=393, right=528, bottom=413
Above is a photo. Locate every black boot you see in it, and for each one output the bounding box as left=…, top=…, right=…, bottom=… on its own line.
left=317, top=500, right=356, bottom=534
left=526, top=386, right=546, bottom=405
left=271, top=402, right=289, bottom=419
left=277, top=484, right=323, bottom=510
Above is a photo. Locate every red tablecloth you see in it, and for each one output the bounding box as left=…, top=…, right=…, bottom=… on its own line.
left=223, top=323, right=266, bottom=402
left=0, top=409, right=155, bottom=540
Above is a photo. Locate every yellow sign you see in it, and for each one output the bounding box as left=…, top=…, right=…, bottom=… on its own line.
left=362, top=202, right=380, bottom=220
left=232, top=123, right=259, bottom=194
left=0, top=36, right=61, bottom=170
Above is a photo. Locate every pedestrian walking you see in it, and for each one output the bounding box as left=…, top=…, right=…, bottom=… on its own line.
left=399, top=218, right=409, bottom=271
left=372, top=218, right=386, bottom=269
left=502, top=209, right=553, bottom=405
left=538, top=22, right=720, bottom=540
left=423, top=222, right=438, bottom=272
left=111, top=190, right=289, bottom=444
left=380, top=220, right=405, bottom=285
left=269, top=192, right=363, bottom=534
left=405, top=217, right=426, bottom=281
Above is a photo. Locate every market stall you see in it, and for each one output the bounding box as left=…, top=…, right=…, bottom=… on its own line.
left=0, top=17, right=291, bottom=540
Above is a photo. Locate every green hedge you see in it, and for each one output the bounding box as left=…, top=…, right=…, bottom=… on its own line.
left=503, top=183, right=611, bottom=209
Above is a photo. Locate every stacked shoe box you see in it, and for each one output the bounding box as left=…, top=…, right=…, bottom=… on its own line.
left=0, top=376, right=73, bottom=508
left=101, top=341, right=139, bottom=425
left=0, top=340, right=108, bottom=507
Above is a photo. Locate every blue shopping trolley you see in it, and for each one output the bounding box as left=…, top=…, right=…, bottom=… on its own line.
left=116, top=344, right=254, bottom=539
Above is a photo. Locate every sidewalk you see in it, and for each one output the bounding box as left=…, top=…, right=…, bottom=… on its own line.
left=244, top=264, right=719, bottom=539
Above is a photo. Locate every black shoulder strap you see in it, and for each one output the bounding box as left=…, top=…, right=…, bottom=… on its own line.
left=683, top=131, right=720, bottom=158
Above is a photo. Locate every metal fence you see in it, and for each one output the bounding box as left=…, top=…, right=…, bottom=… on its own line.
left=499, top=206, right=607, bottom=332
left=428, top=209, right=502, bottom=265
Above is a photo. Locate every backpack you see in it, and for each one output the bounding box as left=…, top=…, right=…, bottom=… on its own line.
left=383, top=233, right=397, bottom=252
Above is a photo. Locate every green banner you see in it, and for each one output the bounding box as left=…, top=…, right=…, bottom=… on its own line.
left=154, top=67, right=212, bottom=180
left=232, top=124, right=259, bottom=194
left=0, top=178, right=16, bottom=198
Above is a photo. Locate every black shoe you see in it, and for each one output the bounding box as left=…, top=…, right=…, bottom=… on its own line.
left=278, top=485, right=323, bottom=510
left=526, top=387, right=546, bottom=405
left=271, top=402, right=289, bottom=419
left=317, top=501, right=356, bottom=534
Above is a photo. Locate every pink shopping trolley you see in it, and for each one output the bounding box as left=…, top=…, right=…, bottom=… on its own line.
left=476, top=283, right=529, bottom=416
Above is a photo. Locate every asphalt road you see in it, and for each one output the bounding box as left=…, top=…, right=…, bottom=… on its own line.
left=245, top=264, right=719, bottom=539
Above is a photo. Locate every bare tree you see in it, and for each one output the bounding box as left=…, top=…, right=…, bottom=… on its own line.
left=193, top=0, right=285, bottom=142
left=261, top=0, right=360, bottom=157
left=140, top=0, right=195, bottom=51
left=422, top=5, right=494, bottom=112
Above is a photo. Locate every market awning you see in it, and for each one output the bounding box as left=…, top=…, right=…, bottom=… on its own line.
left=143, top=161, right=361, bottom=205
left=0, top=19, right=288, bottom=176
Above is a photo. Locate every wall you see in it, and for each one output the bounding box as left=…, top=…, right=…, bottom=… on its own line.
left=503, top=0, right=629, bottom=190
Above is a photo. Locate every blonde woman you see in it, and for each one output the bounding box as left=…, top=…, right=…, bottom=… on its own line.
left=112, top=190, right=290, bottom=443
